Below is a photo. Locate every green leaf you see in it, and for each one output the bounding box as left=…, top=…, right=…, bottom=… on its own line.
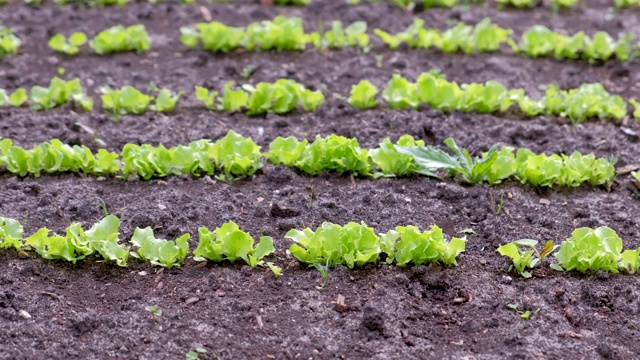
left=9, top=88, right=28, bottom=107
left=349, top=80, right=378, bottom=110
left=394, top=145, right=459, bottom=178
left=266, top=262, right=282, bottom=278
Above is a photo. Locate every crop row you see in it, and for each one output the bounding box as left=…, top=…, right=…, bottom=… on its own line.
left=0, top=130, right=618, bottom=187
left=2, top=75, right=638, bottom=123
left=3, top=17, right=639, bottom=65
left=2, top=0, right=306, bottom=5
left=1, top=216, right=638, bottom=281
left=394, top=0, right=640, bottom=9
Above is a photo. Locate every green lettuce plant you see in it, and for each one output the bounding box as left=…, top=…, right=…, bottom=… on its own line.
left=515, top=148, right=616, bottom=187
left=9, top=88, right=28, bottom=107
left=90, top=24, right=151, bottom=54
left=150, top=88, right=184, bottom=113
left=496, top=0, right=535, bottom=8
left=245, top=79, right=323, bottom=115
left=269, top=134, right=373, bottom=176
left=0, top=23, right=20, bottom=58
left=287, top=221, right=381, bottom=280
left=23, top=216, right=128, bottom=265
left=383, top=74, right=419, bottom=110
left=323, top=21, right=369, bottom=49
left=180, top=22, right=245, bottom=52
left=553, top=227, right=623, bottom=273
left=30, top=77, right=93, bottom=111
left=380, top=225, right=466, bottom=266
left=369, top=135, right=425, bottom=177
left=48, top=32, right=87, bottom=55
left=0, top=217, right=23, bottom=251
left=349, top=80, right=378, bottom=110
left=130, top=227, right=190, bottom=268
left=100, top=85, right=153, bottom=120
left=194, top=221, right=275, bottom=267
left=274, top=0, right=311, bottom=4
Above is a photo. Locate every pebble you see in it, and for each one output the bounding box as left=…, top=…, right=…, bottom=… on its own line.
left=19, top=310, right=31, bottom=319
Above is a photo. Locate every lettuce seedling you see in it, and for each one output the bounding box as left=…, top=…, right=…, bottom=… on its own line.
left=497, top=239, right=556, bottom=278
left=380, top=225, right=466, bottom=266
left=220, top=82, right=249, bottom=112
left=615, top=0, right=640, bottom=7
left=0, top=216, right=23, bottom=251
left=496, top=0, right=534, bottom=8
left=30, top=77, right=93, bottom=111
left=441, top=19, right=514, bottom=54
left=459, top=81, right=514, bottom=113
left=84, top=215, right=129, bottom=266
left=554, top=227, right=624, bottom=273
left=122, top=140, right=217, bottom=179
left=515, top=148, right=616, bottom=187
left=369, top=135, right=425, bottom=177
left=245, top=79, right=323, bottom=115
left=194, top=221, right=275, bottom=268
left=416, top=72, right=463, bottom=112
left=560, top=152, right=616, bottom=187
left=274, top=0, right=310, bottom=4
left=519, top=26, right=565, bottom=58
left=324, top=21, right=369, bottom=49
left=180, top=22, right=245, bottom=52
left=383, top=74, right=419, bottom=110
left=24, top=217, right=128, bottom=265
left=287, top=222, right=381, bottom=280
left=291, top=134, right=374, bottom=176
left=243, top=16, right=308, bottom=52
left=0, top=23, right=20, bottom=58
left=542, top=84, right=626, bottom=123
left=48, top=32, right=87, bottom=55
left=90, top=24, right=151, bottom=54
left=121, top=144, right=178, bottom=180
left=210, top=130, right=263, bottom=178
left=374, top=19, right=424, bottom=50
left=150, top=88, right=184, bottom=113
left=483, top=146, right=517, bottom=184
left=349, top=80, right=378, bottom=110
left=551, top=0, right=578, bottom=10
left=195, top=86, right=218, bottom=110
left=266, top=136, right=308, bottom=167
left=621, top=248, right=640, bottom=274
left=100, top=85, right=153, bottom=120
left=24, top=225, right=91, bottom=263
left=130, top=227, right=190, bottom=268
left=9, top=88, right=28, bottom=107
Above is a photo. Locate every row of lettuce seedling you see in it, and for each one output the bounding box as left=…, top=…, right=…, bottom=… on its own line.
left=1, top=215, right=639, bottom=281
left=394, top=0, right=640, bottom=10
left=0, top=130, right=621, bottom=187
left=1, top=75, right=639, bottom=123
left=3, top=17, right=639, bottom=65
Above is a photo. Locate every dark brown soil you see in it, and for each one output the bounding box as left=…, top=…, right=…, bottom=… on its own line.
left=1, top=1, right=640, bottom=359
